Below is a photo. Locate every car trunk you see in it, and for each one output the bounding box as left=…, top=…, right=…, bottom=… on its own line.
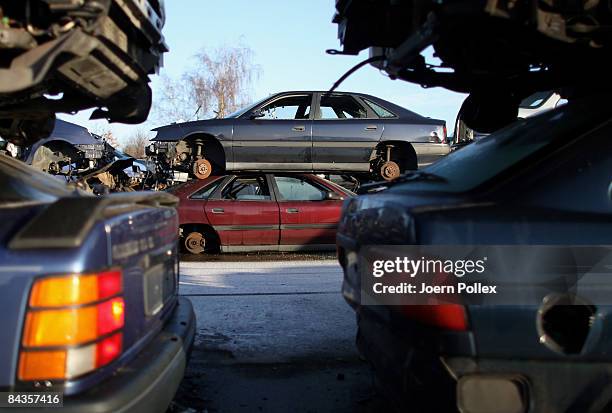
left=105, top=204, right=180, bottom=364
left=0, top=197, right=179, bottom=392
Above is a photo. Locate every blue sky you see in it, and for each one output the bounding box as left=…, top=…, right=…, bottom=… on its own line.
left=61, top=0, right=466, bottom=144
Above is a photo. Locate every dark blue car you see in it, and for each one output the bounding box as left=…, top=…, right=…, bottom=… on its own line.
left=0, top=153, right=195, bottom=412
left=337, top=93, right=612, bottom=412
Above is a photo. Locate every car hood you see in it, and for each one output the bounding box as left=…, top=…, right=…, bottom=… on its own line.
left=152, top=118, right=233, bottom=141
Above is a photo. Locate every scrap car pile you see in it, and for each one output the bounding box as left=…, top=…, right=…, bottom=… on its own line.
left=333, top=1, right=612, bottom=413
left=0, top=2, right=197, bottom=413
left=2, top=0, right=612, bottom=412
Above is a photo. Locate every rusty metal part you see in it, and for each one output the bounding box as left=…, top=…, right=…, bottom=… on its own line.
left=193, top=158, right=212, bottom=180
left=0, top=27, right=36, bottom=49
left=380, top=160, right=401, bottom=181
left=185, top=232, right=205, bottom=255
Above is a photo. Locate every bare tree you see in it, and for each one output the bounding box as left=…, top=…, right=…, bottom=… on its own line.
left=101, top=131, right=120, bottom=149
left=123, top=130, right=150, bottom=159
left=155, top=44, right=260, bottom=123
left=89, top=125, right=120, bottom=149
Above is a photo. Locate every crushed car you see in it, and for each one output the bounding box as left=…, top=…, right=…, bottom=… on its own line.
left=332, top=0, right=612, bottom=134
left=21, top=119, right=139, bottom=194
left=169, top=173, right=353, bottom=254
left=152, top=91, right=448, bottom=182
left=0, top=0, right=167, bottom=147
left=0, top=152, right=195, bottom=413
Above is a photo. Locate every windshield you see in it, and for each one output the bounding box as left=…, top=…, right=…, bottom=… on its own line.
left=390, top=95, right=612, bottom=194
left=224, top=95, right=273, bottom=119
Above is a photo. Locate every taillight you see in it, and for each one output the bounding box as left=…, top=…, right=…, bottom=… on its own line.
left=400, top=304, right=468, bottom=331
left=19, top=270, right=124, bottom=381
left=443, top=125, right=448, bottom=143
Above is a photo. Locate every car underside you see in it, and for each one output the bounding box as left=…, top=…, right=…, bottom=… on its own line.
left=0, top=0, right=167, bottom=146
left=333, top=0, right=612, bottom=132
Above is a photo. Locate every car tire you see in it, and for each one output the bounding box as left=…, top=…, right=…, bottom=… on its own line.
left=184, top=232, right=206, bottom=254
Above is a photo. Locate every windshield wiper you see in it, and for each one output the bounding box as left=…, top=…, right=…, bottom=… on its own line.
left=357, top=171, right=447, bottom=194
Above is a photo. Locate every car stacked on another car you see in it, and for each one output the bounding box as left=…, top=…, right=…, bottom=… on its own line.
left=170, top=173, right=353, bottom=254
left=0, top=153, right=195, bottom=413
left=452, top=91, right=567, bottom=150
left=152, top=91, right=448, bottom=182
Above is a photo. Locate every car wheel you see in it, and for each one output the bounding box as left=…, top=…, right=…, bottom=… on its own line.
left=185, top=231, right=206, bottom=254
left=193, top=159, right=212, bottom=179
left=380, top=161, right=401, bottom=181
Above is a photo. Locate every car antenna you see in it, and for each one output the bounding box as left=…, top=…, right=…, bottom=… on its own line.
left=192, top=104, right=202, bottom=120
left=327, top=56, right=385, bottom=94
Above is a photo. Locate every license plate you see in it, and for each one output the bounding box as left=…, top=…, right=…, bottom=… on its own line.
left=143, top=260, right=177, bottom=316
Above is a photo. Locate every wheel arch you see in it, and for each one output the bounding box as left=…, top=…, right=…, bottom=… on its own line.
left=179, top=223, right=221, bottom=253
left=374, top=140, right=418, bottom=171
left=182, top=132, right=228, bottom=171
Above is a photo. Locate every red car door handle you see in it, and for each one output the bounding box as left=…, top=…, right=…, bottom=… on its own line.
left=211, top=208, right=224, bottom=214
left=286, top=208, right=299, bottom=214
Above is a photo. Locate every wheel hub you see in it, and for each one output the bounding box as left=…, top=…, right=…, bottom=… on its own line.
left=381, top=161, right=401, bottom=181
left=185, top=232, right=206, bottom=254
left=193, top=158, right=212, bottom=179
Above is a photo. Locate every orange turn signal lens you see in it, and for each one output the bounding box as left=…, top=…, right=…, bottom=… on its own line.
left=23, top=307, right=98, bottom=347
left=18, top=350, right=67, bottom=381
left=29, top=275, right=98, bottom=308
left=29, top=271, right=122, bottom=308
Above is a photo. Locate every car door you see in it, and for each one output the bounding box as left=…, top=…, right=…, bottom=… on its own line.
left=271, top=174, right=343, bottom=248
left=232, top=93, right=314, bottom=171
left=311, top=93, right=382, bottom=172
left=204, top=175, right=280, bottom=248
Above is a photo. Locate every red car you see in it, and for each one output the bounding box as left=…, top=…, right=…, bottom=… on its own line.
left=170, top=173, right=353, bottom=254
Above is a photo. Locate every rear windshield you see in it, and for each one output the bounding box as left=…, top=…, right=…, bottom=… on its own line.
left=391, top=95, right=612, bottom=194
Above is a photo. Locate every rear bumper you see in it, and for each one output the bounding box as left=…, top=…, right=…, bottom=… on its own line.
left=357, top=308, right=612, bottom=413
left=447, top=357, right=612, bottom=413
left=3, top=297, right=196, bottom=413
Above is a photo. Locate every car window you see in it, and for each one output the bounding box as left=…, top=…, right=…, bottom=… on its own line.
left=319, top=95, right=368, bottom=119
left=222, top=176, right=271, bottom=201
left=274, top=176, right=327, bottom=201
left=258, top=95, right=312, bottom=120
left=363, top=98, right=396, bottom=118
left=190, top=180, right=222, bottom=200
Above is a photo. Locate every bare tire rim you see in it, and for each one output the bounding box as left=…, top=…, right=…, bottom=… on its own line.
left=381, top=161, right=401, bottom=181
left=193, top=159, right=212, bottom=179
left=185, top=232, right=206, bottom=254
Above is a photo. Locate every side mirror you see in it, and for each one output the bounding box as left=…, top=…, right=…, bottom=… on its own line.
left=249, top=109, right=265, bottom=119
left=325, top=191, right=344, bottom=201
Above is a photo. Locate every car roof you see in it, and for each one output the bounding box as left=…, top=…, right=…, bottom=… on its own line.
left=269, top=91, right=427, bottom=119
